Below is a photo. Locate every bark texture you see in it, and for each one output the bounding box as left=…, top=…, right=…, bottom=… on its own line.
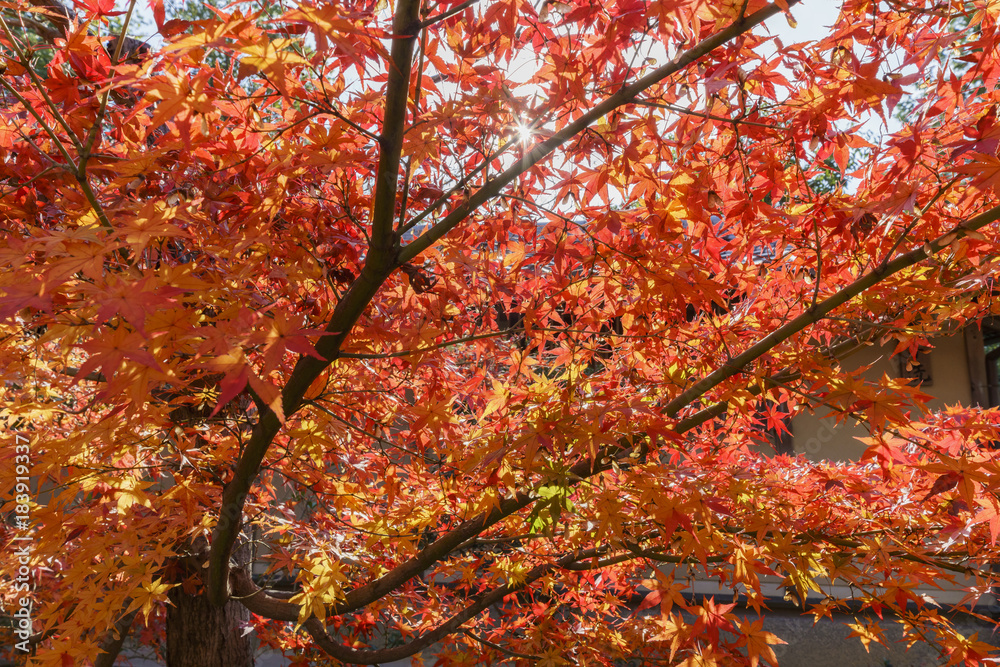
left=166, top=585, right=254, bottom=667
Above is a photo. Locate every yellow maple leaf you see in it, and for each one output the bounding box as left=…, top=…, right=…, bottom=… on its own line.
left=129, top=578, right=174, bottom=622
left=846, top=620, right=887, bottom=652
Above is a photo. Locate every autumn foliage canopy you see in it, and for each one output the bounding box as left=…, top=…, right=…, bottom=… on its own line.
left=5, top=0, right=1000, bottom=664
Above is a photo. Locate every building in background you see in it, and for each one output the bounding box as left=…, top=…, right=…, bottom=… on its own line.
left=790, top=321, right=999, bottom=460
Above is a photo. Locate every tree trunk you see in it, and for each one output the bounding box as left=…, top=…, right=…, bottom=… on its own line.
left=166, top=586, right=254, bottom=667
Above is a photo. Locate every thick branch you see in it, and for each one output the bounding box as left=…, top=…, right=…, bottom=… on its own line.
left=208, top=265, right=398, bottom=605
left=227, top=455, right=613, bottom=625
left=23, top=0, right=72, bottom=35
left=397, top=0, right=801, bottom=264
left=206, top=0, right=783, bottom=608
left=226, top=320, right=896, bottom=627
left=93, top=607, right=138, bottom=667
left=206, top=0, right=423, bottom=606
left=371, top=0, right=421, bottom=255
left=210, top=0, right=985, bottom=617
left=300, top=551, right=581, bottom=664
left=228, top=305, right=986, bottom=655
left=660, top=203, right=1000, bottom=420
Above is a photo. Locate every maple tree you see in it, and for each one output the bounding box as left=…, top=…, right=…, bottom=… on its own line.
left=4, top=0, right=1000, bottom=664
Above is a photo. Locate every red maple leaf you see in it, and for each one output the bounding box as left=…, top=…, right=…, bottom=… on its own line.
left=73, top=0, right=123, bottom=17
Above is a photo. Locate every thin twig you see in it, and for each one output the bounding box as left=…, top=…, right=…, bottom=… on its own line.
left=339, top=327, right=521, bottom=359
left=810, top=218, right=822, bottom=310
left=881, top=176, right=959, bottom=266
left=635, top=98, right=789, bottom=132
left=419, top=0, right=480, bottom=28
left=461, top=629, right=541, bottom=661
left=0, top=13, right=82, bottom=151
left=83, top=0, right=140, bottom=157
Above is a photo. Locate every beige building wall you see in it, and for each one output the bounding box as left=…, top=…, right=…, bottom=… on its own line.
left=791, top=332, right=973, bottom=461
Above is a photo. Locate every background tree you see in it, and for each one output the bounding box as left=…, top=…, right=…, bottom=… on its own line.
left=3, top=0, right=1000, bottom=665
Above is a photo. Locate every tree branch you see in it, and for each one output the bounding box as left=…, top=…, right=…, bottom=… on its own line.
left=461, top=629, right=541, bottom=661
left=206, top=0, right=424, bottom=606
left=634, top=98, right=789, bottom=131
left=219, top=300, right=898, bottom=631
left=660, top=203, right=1000, bottom=421
left=59, top=366, right=108, bottom=383
left=300, top=550, right=585, bottom=664
left=370, top=0, right=422, bottom=257
left=221, top=313, right=963, bottom=658
left=0, top=13, right=82, bottom=153
left=397, top=0, right=801, bottom=264
left=93, top=606, right=139, bottom=667
left=22, top=0, right=72, bottom=35
left=339, top=327, right=521, bottom=359
left=418, top=0, right=480, bottom=29
left=81, top=0, right=139, bottom=160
